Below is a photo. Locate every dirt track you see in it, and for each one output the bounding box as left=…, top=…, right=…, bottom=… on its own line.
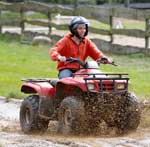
left=0, top=97, right=150, bottom=147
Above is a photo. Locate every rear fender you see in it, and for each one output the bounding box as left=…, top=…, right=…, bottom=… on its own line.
left=21, top=82, right=55, bottom=97
left=21, top=82, right=40, bottom=94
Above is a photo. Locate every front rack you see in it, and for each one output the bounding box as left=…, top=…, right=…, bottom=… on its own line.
left=83, top=73, right=129, bottom=94
left=74, top=73, right=128, bottom=78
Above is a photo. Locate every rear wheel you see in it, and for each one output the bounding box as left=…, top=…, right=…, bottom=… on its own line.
left=20, top=95, right=49, bottom=134
left=115, top=93, right=141, bottom=134
left=57, top=96, right=85, bottom=135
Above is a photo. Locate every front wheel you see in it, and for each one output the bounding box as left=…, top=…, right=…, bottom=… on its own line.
left=115, top=93, right=141, bottom=134
left=20, top=95, right=49, bottom=134
left=57, top=96, right=85, bottom=135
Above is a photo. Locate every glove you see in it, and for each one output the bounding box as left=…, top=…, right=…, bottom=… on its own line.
left=57, top=55, right=66, bottom=62
left=98, top=57, right=112, bottom=64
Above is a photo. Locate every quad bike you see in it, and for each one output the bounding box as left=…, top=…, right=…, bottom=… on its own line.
left=19, top=58, right=141, bottom=135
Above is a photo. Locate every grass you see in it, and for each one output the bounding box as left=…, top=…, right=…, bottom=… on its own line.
left=1, top=11, right=48, bottom=19
left=90, top=19, right=145, bottom=30
left=123, top=20, right=145, bottom=30
left=89, top=19, right=110, bottom=30
left=0, top=35, right=57, bottom=98
left=0, top=34, right=149, bottom=100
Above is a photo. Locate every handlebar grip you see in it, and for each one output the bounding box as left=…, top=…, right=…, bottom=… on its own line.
left=110, top=61, right=118, bottom=66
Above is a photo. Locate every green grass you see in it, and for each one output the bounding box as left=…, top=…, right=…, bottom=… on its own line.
left=0, top=35, right=149, bottom=100
left=1, top=11, right=47, bottom=19
left=1, top=11, right=20, bottom=19
left=58, top=17, right=145, bottom=31
left=90, top=19, right=110, bottom=30
left=0, top=35, right=57, bottom=99
left=123, top=20, right=145, bottom=30
left=90, top=19, right=145, bottom=30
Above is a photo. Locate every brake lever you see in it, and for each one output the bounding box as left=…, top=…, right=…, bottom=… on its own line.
left=110, top=61, right=118, bottom=66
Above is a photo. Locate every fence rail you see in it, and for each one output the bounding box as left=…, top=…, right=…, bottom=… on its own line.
left=0, top=1, right=150, bottom=55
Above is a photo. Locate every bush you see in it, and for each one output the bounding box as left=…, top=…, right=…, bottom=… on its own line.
left=5, top=0, right=24, bottom=2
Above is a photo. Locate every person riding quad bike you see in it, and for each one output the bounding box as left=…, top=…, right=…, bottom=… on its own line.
left=19, top=17, right=141, bottom=135
left=49, top=16, right=112, bottom=78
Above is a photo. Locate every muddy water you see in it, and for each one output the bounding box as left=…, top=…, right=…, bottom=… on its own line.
left=0, top=97, right=150, bottom=147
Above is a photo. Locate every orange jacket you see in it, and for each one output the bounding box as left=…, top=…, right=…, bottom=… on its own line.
left=49, top=33, right=104, bottom=71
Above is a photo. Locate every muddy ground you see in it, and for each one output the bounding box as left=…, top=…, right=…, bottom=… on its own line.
left=0, top=97, right=150, bottom=147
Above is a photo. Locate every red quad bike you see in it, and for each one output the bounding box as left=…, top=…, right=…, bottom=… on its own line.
left=20, top=58, right=141, bottom=135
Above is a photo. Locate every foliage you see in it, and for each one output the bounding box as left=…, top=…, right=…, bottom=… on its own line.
left=1, top=0, right=150, bottom=4
left=3, top=0, right=96, bottom=4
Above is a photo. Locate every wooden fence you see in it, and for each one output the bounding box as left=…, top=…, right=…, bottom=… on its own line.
left=0, top=1, right=150, bottom=55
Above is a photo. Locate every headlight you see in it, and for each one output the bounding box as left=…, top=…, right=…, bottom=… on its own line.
left=117, top=83, right=125, bottom=90
left=87, top=83, right=95, bottom=90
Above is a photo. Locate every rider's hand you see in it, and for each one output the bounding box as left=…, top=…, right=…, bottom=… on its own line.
left=58, top=55, right=66, bottom=62
left=98, top=57, right=112, bottom=64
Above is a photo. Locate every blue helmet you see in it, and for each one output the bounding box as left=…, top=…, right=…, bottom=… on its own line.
left=69, top=16, right=89, bottom=39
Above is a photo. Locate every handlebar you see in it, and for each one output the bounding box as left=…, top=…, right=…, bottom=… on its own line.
left=97, top=57, right=118, bottom=66
left=66, top=57, right=86, bottom=68
left=65, top=57, right=118, bottom=68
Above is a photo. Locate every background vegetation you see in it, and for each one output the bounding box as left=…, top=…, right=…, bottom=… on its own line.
left=0, top=34, right=149, bottom=100
left=1, top=0, right=150, bottom=5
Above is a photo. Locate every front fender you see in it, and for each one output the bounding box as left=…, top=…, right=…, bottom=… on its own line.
left=21, top=82, right=55, bottom=97
left=58, top=77, right=87, bottom=92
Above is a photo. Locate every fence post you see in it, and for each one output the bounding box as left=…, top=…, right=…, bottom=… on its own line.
left=0, top=10, right=1, bottom=33
left=20, top=8, right=25, bottom=34
left=47, top=11, right=51, bottom=36
left=109, top=15, right=113, bottom=44
left=73, top=0, right=78, bottom=15
left=145, top=18, right=149, bottom=49
left=124, top=0, right=130, bottom=8
left=108, top=0, right=112, bottom=5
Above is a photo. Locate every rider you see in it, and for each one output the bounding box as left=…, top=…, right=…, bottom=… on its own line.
left=49, top=16, right=111, bottom=79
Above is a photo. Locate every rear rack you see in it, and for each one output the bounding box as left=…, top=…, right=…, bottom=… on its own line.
left=21, top=78, right=52, bottom=82
left=21, top=78, right=59, bottom=87
left=83, top=73, right=129, bottom=94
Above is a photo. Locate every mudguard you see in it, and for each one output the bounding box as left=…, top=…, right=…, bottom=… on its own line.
left=58, top=77, right=87, bottom=92
left=21, top=82, right=55, bottom=97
